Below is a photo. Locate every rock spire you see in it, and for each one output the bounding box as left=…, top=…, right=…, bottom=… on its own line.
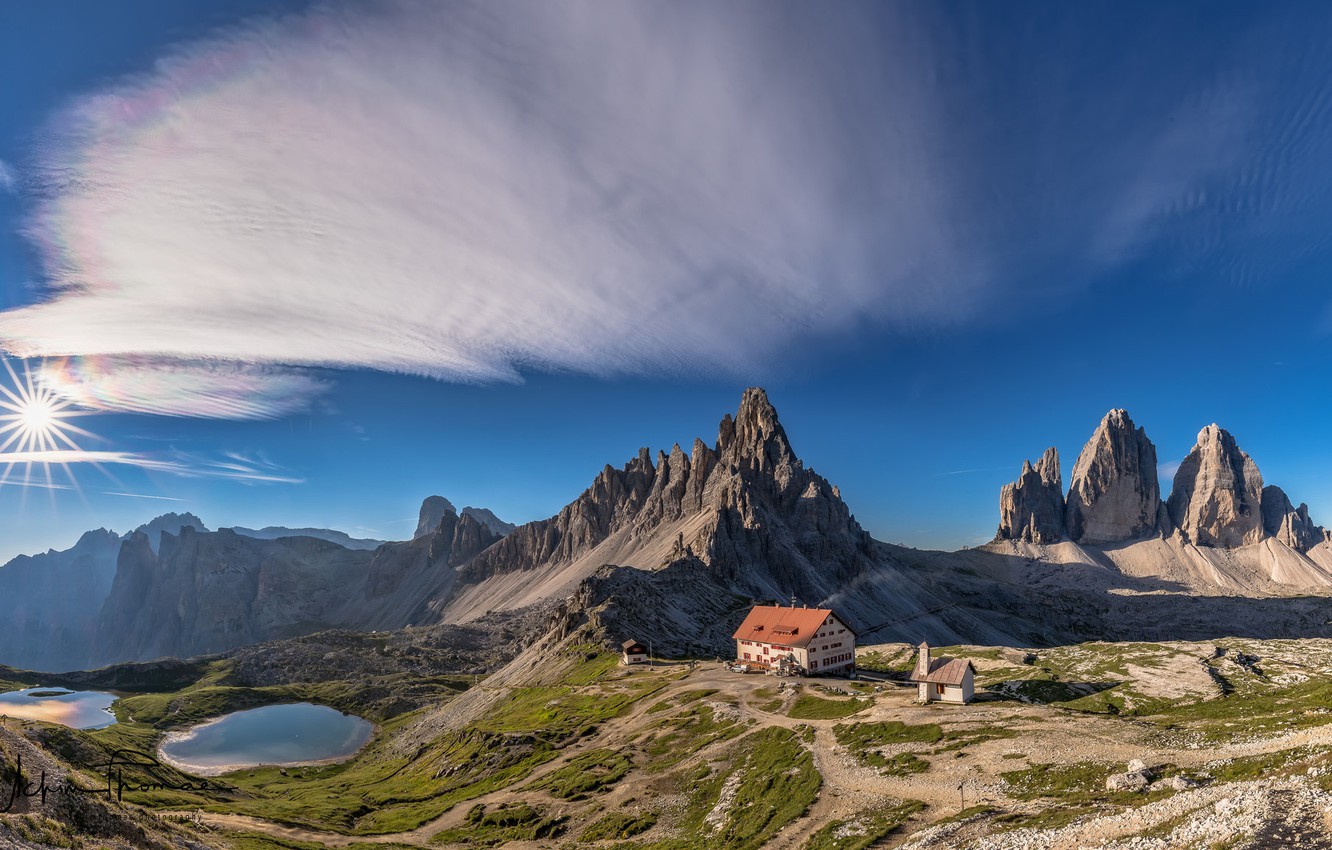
left=1166, top=424, right=1265, bottom=548
left=1065, top=409, right=1162, bottom=544
left=997, top=447, right=1065, bottom=543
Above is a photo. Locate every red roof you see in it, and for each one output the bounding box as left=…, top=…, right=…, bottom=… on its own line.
left=910, top=657, right=974, bottom=686
left=732, top=605, right=837, bottom=648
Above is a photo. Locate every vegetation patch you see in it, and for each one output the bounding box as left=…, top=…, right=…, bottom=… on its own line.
left=854, top=648, right=915, bottom=675
left=834, top=720, right=942, bottom=750
left=671, top=727, right=821, bottom=850
left=432, top=802, right=567, bottom=846
left=641, top=703, right=746, bottom=771
left=210, top=722, right=557, bottom=834
left=800, top=800, right=925, bottom=850
left=997, top=760, right=1184, bottom=831
left=526, top=748, right=631, bottom=799
left=832, top=721, right=941, bottom=775
left=787, top=694, right=870, bottom=720
left=579, top=811, right=658, bottom=841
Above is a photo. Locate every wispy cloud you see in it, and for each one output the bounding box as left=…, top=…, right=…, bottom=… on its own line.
left=103, top=491, right=188, bottom=501
left=0, top=3, right=1005, bottom=413
left=0, top=478, right=73, bottom=491
left=937, top=466, right=1014, bottom=477
left=0, top=449, right=302, bottom=484
left=36, top=356, right=327, bottom=420
left=0, top=160, right=14, bottom=193
left=1, top=2, right=1326, bottom=415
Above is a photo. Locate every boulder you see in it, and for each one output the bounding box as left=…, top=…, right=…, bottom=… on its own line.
left=1106, top=770, right=1151, bottom=792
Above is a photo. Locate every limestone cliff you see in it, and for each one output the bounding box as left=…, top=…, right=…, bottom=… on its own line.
left=415, top=495, right=458, bottom=538
left=1261, top=485, right=1328, bottom=552
left=1167, top=425, right=1265, bottom=548
left=95, top=528, right=377, bottom=664
left=997, top=447, right=1065, bottom=543
left=1065, top=409, right=1162, bottom=544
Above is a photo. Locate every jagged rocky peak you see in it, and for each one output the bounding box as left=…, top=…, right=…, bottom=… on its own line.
left=415, top=495, right=458, bottom=538
left=1261, top=485, right=1327, bottom=552
left=135, top=511, right=209, bottom=552
left=458, top=387, right=872, bottom=603
left=720, top=388, right=799, bottom=471
left=997, top=447, right=1065, bottom=544
left=1167, top=424, right=1265, bottom=548
left=460, top=506, right=516, bottom=537
left=1065, top=409, right=1162, bottom=544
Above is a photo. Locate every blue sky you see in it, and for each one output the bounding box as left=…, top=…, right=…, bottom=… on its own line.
left=2, top=1, right=1332, bottom=561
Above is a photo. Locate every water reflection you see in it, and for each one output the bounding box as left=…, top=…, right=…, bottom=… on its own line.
left=0, top=688, right=118, bottom=729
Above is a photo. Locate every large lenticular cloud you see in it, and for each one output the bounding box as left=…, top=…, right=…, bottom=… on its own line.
left=0, top=1, right=963, bottom=415
left=2, top=1, right=1289, bottom=419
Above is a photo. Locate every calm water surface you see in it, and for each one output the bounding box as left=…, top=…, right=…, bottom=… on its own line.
left=158, top=702, right=372, bottom=774
left=0, top=688, right=117, bottom=729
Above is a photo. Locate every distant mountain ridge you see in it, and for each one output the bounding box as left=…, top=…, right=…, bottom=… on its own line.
left=0, top=512, right=204, bottom=670
left=0, top=500, right=513, bottom=671
left=9, top=390, right=1332, bottom=675
left=225, top=525, right=385, bottom=550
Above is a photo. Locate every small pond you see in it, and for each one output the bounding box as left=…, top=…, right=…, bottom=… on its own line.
left=157, top=702, right=373, bottom=775
left=0, top=688, right=118, bottom=729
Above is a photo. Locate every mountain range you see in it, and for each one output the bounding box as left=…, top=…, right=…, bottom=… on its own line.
left=5, top=389, right=1332, bottom=675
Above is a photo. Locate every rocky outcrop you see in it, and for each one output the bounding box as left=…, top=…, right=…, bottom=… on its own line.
left=460, top=507, right=516, bottom=537
left=0, top=512, right=210, bottom=671
left=1261, top=485, right=1327, bottom=552
left=137, top=512, right=208, bottom=551
left=0, top=528, right=121, bottom=671
left=415, top=495, right=458, bottom=538
left=95, top=528, right=377, bottom=664
left=229, top=525, right=384, bottom=550
left=997, top=447, right=1065, bottom=543
left=1065, top=410, right=1162, bottom=544
left=1167, top=425, right=1265, bottom=548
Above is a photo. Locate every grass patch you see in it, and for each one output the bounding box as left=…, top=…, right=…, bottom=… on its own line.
left=787, top=695, right=870, bottom=720
left=641, top=703, right=746, bottom=772
left=209, top=720, right=557, bottom=835
left=431, top=802, right=566, bottom=846
left=673, top=727, right=821, bottom=850
left=580, top=811, right=658, bottom=841
left=997, top=760, right=1185, bottom=832
left=832, top=721, right=940, bottom=775
left=800, top=800, right=925, bottom=850
left=854, top=647, right=915, bottom=675
left=833, top=720, right=942, bottom=750
left=476, top=681, right=661, bottom=740
left=526, top=748, right=631, bottom=800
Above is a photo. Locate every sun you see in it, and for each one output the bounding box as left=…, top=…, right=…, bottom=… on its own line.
left=0, top=358, right=98, bottom=490
left=20, top=395, right=56, bottom=436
